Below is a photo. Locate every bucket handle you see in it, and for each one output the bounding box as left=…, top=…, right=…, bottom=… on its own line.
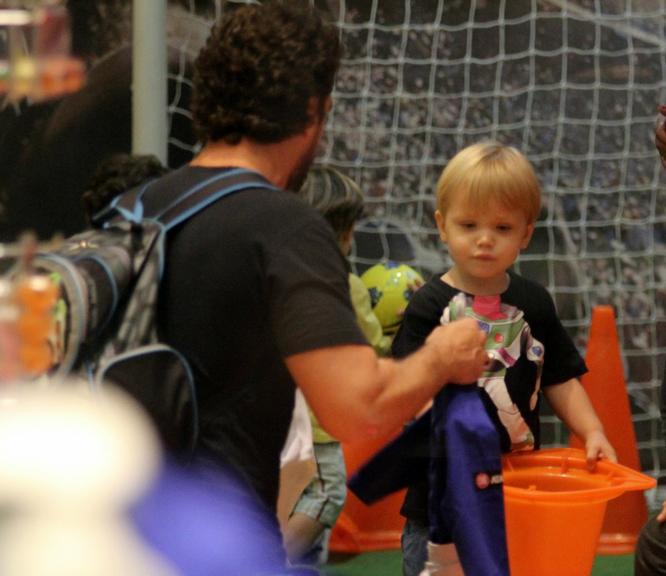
left=503, top=448, right=656, bottom=494
left=599, top=462, right=656, bottom=493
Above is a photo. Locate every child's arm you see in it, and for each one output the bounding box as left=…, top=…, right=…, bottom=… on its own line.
left=543, top=378, right=617, bottom=469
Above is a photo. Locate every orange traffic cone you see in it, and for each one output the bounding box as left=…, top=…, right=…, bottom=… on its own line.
left=569, top=305, right=649, bottom=554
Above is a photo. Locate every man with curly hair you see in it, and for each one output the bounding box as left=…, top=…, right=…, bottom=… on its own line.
left=145, top=0, right=488, bottom=562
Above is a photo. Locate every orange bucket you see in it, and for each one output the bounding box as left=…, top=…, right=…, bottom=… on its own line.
left=503, top=448, right=655, bottom=576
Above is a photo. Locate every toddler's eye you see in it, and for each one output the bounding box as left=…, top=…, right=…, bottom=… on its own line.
left=497, top=224, right=512, bottom=232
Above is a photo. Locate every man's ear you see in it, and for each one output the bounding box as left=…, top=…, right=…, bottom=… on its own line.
left=521, top=223, right=535, bottom=249
left=435, top=209, right=448, bottom=243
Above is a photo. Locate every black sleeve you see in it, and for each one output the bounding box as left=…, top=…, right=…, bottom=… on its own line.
left=267, top=217, right=367, bottom=357
left=526, top=282, right=588, bottom=387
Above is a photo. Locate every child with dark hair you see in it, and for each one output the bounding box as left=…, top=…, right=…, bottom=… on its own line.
left=81, top=153, right=169, bottom=226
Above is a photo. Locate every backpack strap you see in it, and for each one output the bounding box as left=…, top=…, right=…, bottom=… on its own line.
left=106, top=167, right=278, bottom=230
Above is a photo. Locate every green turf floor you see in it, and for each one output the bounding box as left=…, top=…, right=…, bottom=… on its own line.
left=321, top=551, right=635, bottom=575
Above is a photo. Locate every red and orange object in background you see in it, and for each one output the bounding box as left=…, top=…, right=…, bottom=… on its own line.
left=14, top=274, right=58, bottom=376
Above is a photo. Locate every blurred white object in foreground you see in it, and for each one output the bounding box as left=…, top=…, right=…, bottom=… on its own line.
left=0, top=384, right=179, bottom=576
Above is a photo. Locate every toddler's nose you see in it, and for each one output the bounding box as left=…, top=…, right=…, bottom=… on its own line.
left=477, top=231, right=494, bottom=246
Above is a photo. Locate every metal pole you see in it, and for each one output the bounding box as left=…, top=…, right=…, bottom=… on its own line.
left=132, top=0, right=168, bottom=164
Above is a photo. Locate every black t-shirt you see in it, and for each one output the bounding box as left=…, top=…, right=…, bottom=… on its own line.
left=393, top=270, right=587, bottom=523
left=153, top=166, right=367, bottom=512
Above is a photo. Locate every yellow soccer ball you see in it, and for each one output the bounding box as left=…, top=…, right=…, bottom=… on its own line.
left=360, top=262, right=424, bottom=334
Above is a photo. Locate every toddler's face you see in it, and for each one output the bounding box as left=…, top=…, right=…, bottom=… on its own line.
left=435, top=195, right=534, bottom=292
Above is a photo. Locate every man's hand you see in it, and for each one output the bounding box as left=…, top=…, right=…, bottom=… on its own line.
left=425, top=317, right=488, bottom=385
left=656, top=104, right=666, bottom=169
left=584, top=429, right=617, bottom=471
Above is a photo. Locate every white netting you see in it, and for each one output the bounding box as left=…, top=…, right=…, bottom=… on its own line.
left=2, top=0, right=663, bottom=498
left=164, top=0, right=666, bottom=497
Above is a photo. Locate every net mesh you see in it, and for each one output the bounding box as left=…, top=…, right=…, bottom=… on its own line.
left=3, top=0, right=663, bottom=499
left=163, top=0, right=666, bottom=498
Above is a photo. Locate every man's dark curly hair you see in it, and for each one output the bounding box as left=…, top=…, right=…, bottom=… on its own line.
left=191, top=1, right=341, bottom=145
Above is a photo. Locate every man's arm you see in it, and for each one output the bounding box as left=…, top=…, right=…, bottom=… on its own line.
left=543, top=378, right=617, bottom=468
left=285, top=317, right=487, bottom=442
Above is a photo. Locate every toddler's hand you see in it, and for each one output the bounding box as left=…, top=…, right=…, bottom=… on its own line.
left=584, top=430, right=617, bottom=471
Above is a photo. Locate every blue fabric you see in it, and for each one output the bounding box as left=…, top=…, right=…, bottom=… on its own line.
left=347, top=412, right=430, bottom=505
left=349, top=389, right=509, bottom=576
left=428, top=385, right=508, bottom=576
left=129, top=460, right=290, bottom=576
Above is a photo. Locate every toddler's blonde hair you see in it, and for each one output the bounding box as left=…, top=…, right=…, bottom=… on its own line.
left=436, top=140, right=541, bottom=223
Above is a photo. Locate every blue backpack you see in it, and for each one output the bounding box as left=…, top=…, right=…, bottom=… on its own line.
left=34, top=168, right=277, bottom=459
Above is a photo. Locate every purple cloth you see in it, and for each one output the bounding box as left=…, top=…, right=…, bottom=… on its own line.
left=428, top=385, right=508, bottom=576
left=129, top=460, right=291, bottom=576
